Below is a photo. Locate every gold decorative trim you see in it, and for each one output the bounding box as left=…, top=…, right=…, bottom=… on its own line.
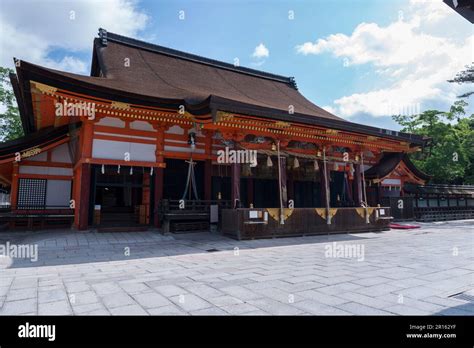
left=274, top=121, right=291, bottom=128
left=315, top=208, right=326, bottom=219
left=216, top=111, right=234, bottom=122
left=21, top=147, right=41, bottom=159
left=367, top=207, right=376, bottom=216
left=355, top=208, right=365, bottom=219
left=326, top=129, right=338, bottom=135
left=31, top=81, right=57, bottom=95
left=110, top=101, right=130, bottom=110
left=314, top=208, right=338, bottom=220
left=266, top=208, right=293, bottom=222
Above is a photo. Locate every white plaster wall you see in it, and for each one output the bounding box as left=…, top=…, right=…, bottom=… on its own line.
left=382, top=178, right=401, bottom=185
left=96, top=117, right=126, bottom=128
left=165, top=125, right=184, bottom=135
left=26, top=151, right=48, bottom=162
left=51, top=143, right=72, bottom=163
left=130, top=120, right=155, bottom=131
left=46, top=180, right=71, bottom=206
left=92, top=139, right=156, bottom=162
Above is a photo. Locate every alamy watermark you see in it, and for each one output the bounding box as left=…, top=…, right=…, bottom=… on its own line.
left=0, top=242, right=38, bottom=262
left=217, top=147, right=257, bottom=167
left=55, top=100, right=96, bottom=120
left=324, top=242, right=365, bottom=261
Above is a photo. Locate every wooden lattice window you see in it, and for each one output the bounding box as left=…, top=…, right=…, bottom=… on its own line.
left=17, top=178, right=47, bottom=208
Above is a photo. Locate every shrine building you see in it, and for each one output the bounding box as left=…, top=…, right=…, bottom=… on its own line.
left=0, top=29, right=431, bottom=237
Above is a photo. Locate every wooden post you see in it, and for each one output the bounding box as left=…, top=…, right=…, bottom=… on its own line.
left=73, top=166, right=81, bottom=229
left=322, top=147, right=331, bottom=224
left=75, top=120, right=94, bottom=230
left=277, top=141, right=285, bottom=224
left=354, top=163, right=363, bottom=206
left=204, top=159, right=212, bottom=200
left=319, top=159, right=326, bottom=208
left=279, top=155, right=288, bottom=208
left=203, top=130, right=212, bottom=201
left=247, top=178, right=254, bottom=207
left=376, top=182, right=382, bottom=206
left=154, top=125, right=166, bottom=227
left=78, top=163, right=91, bottom=230
left=231, top=162, right=240, bottom=208
left=142, top=172, right=150, bottom=224
left=154, top=167, right=164, bottom=227
left=10, top=163, right=19, bottom=209
left=287, top=172, right=294, bottom=205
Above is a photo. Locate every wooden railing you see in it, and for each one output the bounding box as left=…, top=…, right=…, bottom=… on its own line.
left=1, top=205, right=74, bottom=230
left=414, top=206, right=474, bottom=222
left=157, top=199, right=231, bottom=232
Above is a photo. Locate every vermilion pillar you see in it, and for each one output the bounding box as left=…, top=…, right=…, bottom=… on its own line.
left=203, top=131, right=213, bottom=201
left=75, top=121, right=94, bottom=230
left=78, top=163, right=91, bottom=230
left=10, top=163, right=19, bottom=209
left=154, top=167, right=164, bottom=227
left=154, top=125, right=166, bottom=227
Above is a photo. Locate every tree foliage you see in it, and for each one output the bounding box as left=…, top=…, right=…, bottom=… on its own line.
left=393, top=100, right=474, bottom=185
left=0, top=67, right=24, bottom=142
left=448, top=63, right=474, bottom=98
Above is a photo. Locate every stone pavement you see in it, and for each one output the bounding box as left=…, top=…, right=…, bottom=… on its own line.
left=0, top=220, right=473, bottom=315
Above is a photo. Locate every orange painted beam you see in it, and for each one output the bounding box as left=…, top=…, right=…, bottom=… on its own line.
left=94, top=125, right=158, bottom=138
left=10, top=164, right=19, bottom=207
left=94, top=133, right=156, bottom=145
left=20, top=161, right=72, bottom=168
left=18, top=174, right=73, bottom=180
left=83, top=158, right=166, bottom=168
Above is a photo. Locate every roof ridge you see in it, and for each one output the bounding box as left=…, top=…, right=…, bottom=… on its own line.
left=97, top=28, right=298, bottom=88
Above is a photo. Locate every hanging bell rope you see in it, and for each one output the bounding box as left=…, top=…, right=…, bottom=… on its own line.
left=181, top=158, right=199, bottom=201
left=360, top=151, right=369, bottom=223
left=277, top=140, right=284, bottom=225
left=323, top=147, right=331, bottom=225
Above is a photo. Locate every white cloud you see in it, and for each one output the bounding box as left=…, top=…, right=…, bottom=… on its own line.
left=252, top=43, right=269, bottom=59
left=322, top=105, right=336, bottom=114
left=296, top=0, right=473, bottom=118
left=0, top=0, right=149, bottom=74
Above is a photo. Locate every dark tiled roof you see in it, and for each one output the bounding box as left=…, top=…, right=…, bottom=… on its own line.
left=404, top=183, right=474, bottom=195
left=12, top=30, right=429, bottom=146
left=364, top=152, right=430, bottom=181
left=0, top=123, right=78, bottom=161
left=37, top=32, right=343, bottom=121
left=364, top=152, right=404, bottom=179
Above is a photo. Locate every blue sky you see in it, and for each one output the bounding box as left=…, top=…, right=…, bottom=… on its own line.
left=1, top=0, right=472, bottom=130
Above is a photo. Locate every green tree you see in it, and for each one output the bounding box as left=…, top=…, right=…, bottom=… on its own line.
left=393, top=100, right=474, bottom=184
left=448, top=63, right=473, bottom=98
left=0, top=67, right=24, bottom=141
